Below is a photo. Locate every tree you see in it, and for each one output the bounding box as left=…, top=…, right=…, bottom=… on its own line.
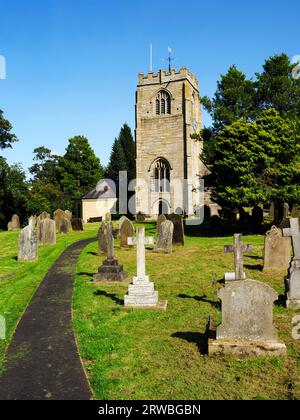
left=58, top=136, right=103, bottom=211
left=202, top=109, right=300, bottom=222
left=202, top=66, right=256, bottom=131
left=256, top=53, right=300, bottom=119
left=106, top=137, right=127, bottom=179
left=118, top=123, right=136, bottom=181
left=0, top=109, right=17, bottom=150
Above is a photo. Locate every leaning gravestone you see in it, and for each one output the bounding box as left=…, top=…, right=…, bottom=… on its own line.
left=11, top=215, right=20, bottom=230
left=154, top=220, right=174, bottom=254
left=18, top=226, right=38, bottom=261
left=156, top=214, right=167, bottom=233
left=209, top=279, right=287, bottom=358
left=167, top=214, right=185, bottom=246
left=283, top=218, right=300, bottom=309
left=71, top=218, right=84, bottom=231
left=94, top=222, right=128, bottom=282
left=120, top=218, right=134, bottom=248
left=39, top=219, right=56, bottom=245
left=98, top=222, right=108, bottom=255
left=263, top=226, right=291, bottom=271
left=54, top=209, right=66, bottom=231
left=59, top=218, right=70, bottom=234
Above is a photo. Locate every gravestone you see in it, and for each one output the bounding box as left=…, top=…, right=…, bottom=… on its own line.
left=119, top=216, right=127, bottom=230
left=39, top=219, right=56, bottom=245
left=38, top=211, right=51, bottom=221
left=224, top=234, right=253, bottom=281
left=59, top=218, right=70, bottom=234
left=28, top=216, right=37, bottom=230
left=167, top=214, right=185, bottom=246
left=283, top=218, right=300, bottom=309
left=11, top=215, right=20, bottom=230
left=124, top=227, right=166, bottom=309
left=94, top=222, right=128, bottom=282
left=98, top=222, right=108, bottom=255
left=280, top=203, right=290, bottom=228
left=18, top=226, right=38, bottom=261
left=252, top=206, right=263, bottom=226
left=54, top=209, right=66, bottom=231
left=7, top=222, right=13, bottom=231
left=154, top=220, right=174, bottom=254
left=209, top=280, right=286, bottom=358
left=65, top=210, right=72, bottom=222
left=71, top=218, right=84, bottom=231
left=156, top=214, right=167, bottom=233
left=136, top=212, right=146, bottom=222
left=120, top=218, right=134, bottom=248
left=105, top=213, right=111, bottom=223
left=263, top=226, right=291, bottom=271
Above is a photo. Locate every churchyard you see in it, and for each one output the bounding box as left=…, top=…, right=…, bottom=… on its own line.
left=1, top=218, right=299, bottom=400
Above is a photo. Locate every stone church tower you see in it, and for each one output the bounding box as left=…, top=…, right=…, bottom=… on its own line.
left=135, top=67, right=207, bottom=218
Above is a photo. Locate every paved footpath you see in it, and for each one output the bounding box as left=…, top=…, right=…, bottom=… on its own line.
left=0, top=238, right=96, bottom=400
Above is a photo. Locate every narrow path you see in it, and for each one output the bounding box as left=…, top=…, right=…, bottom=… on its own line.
left=0, top=238, right=96, bottom=400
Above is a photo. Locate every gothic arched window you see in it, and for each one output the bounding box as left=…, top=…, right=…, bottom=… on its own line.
left=153, top=158, right=171, bottom=192
left=155, top=91, right=171, bottom=115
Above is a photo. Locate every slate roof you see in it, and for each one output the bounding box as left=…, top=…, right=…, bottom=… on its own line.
left=82, top=180, right=117, bottom=200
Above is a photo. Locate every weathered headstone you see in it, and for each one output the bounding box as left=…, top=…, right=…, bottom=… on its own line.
left=263, top=226, right=291, bottom=271
left=11, top=215, right=20, bottom=230
left=7, top=222, right=13, bottom=231
left=105, top=213, right=111, bottom=223
left=209, top=279, right=286, bottom=358
left=156, top=214, right=167, bottom=233
left=283, top=218, right=300, bottom=309
left=224, top=234, right=253, bottom=281
left=38, top=211, right=51, bottom=221
left=59, top=218, right=70, bottom=234
left=18, top=226, right=38, bottom=261
left=120, top=218, right=134, bottom=248
left=71, top=218, right=84, bottom=231
left=167, top=214, right=185, bottom=246
left=28, top=216, right=37, bottom=230
left=98, top=222, right=108, bottom=255
left=94, top=222, right=128, bottom=282
left=54, top=209, right=66, bottom=231
left=154, top=220, right=174, bottom=254
left=39, top=219, right=56, bottom=245
left=119, top=216, right=127, bottom=231
left=124, top=227, right=166, bottom=309
left=136, top=212, right=146, bottom=222
left=65, top=210, right=73, bottom=222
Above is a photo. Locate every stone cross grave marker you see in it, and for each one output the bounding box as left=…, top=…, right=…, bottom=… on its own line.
left=224, top=234, right=253, bottom=281
left=283, top=218, right=300, bottom=308
left=124, top=227, right=166, bottom=308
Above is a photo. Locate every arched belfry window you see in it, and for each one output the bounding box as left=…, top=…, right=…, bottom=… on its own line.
left=152, top=158, right=171, bottom=193
left=155, top=91, right=171, bottom=115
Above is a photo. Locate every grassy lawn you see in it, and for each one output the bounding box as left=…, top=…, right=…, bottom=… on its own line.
left=73, top=222, right=300, bottom=400
left=0, top=223, right=99, bottom=372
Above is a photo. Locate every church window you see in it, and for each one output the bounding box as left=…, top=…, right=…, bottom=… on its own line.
left=153, top=158, right=171, bottom=193
left=155, top=91, right=171, bottom=115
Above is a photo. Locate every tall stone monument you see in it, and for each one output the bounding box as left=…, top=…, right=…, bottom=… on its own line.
left=124, top=227, right=167, bottom=309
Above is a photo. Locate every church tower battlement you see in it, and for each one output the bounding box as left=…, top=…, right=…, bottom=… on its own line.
left=135, top=66, right=206, bottom=218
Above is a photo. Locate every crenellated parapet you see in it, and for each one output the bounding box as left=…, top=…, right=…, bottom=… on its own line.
left=138, top=67, right=199, bottom=91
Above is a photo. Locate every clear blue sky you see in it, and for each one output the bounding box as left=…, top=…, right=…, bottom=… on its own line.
left=0, top=0, right=299, bottom=173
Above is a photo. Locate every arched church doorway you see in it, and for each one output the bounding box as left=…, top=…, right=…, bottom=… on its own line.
left=158, top=200, right=170, bottom=215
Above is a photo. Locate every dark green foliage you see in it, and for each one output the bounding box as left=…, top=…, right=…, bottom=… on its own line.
left=106, top=123, right=136, bottom=181
left=58, top=136, right=104, bottom=211
left=0, top=110, right=17, bottom=150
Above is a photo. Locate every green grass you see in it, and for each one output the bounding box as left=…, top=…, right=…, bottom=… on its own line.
left=73, top=222, right=300, bottom=400
left=0, top=223, right=99, bottom=372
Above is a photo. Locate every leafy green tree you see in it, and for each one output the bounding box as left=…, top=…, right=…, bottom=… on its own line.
left=202, top=109, right=300, bottom=222
left=0, top=109, right=17, bottom=150
left=58, top=136, right=103, bottom=210
left=255, top=53, right=300, bottom=119
left=106, top=137, right=127, bottom=179
left=202, top=66, right=256, bottom=131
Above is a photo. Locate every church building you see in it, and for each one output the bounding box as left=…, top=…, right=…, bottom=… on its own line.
left=135, top=67, right=208, bottom=218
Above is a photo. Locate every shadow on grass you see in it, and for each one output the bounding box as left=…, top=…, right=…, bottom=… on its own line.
left=275, top=294, right=287, bottom=308
left=244, top=264, right=263, bottom=271
left=78, top=272, right=94, bottom=278
left=178, top=294, right=221, bottom=309
left=87, top=251, right=98, bottom=256
left=94, top=290, right=124, bottom=306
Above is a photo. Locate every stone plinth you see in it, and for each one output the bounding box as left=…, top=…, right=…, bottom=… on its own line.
left=124, top=276, right=159, bottom=308
left=208, top=339, right=287, bottom=358
left=94, top=258, right=128, bottom=283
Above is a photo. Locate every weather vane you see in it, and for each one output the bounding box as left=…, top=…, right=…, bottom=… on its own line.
left=163, top=47, right=175, bottom=73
